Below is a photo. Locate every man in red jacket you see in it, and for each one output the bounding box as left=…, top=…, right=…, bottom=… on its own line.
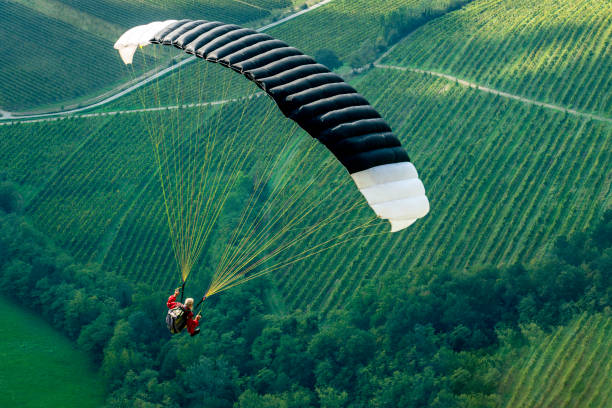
left=167, top=288, right=202, bottom=336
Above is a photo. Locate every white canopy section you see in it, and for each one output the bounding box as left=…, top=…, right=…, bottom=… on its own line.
left=351, top=162, right=430, bottom=232
left=114, top=20, right=178, bottom=64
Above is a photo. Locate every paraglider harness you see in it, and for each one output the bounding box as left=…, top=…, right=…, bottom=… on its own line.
left=166, top=283, right=205, bottom=336
left=166, top=304, right=189, bottom=334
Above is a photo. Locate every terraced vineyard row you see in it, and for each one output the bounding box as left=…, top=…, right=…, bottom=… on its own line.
left=500, top=313, right=612, bottom=408
left=2, top=65, right=608, bottom=314
left=383, top=0, right=612, bottom=116
left=0, top=118, right=105, bottom=202
left=55, top=0, right=292, bottom=28
left=267, top=0, right=469, bottom=61
left=25, top=115, right=155, bottom=260
left=0, top=0, right=298, bottom=111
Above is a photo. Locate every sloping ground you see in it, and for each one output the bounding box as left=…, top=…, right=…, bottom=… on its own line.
left=267, top=0, right=467, bottom=60
left=1, top=0, right=610, bottom=314
left=500, top=313, right=612, bottom=408
left=0, top=296, right=106, bottom=408
left=0, top=0, right=296, bottom=111
left=53, top=0, right=292, bottom=28
left=278, top=69, right=611, bottom=314
left=1, top=67, right=609, bottom=313
left=382, top=0, right=612, bottom=116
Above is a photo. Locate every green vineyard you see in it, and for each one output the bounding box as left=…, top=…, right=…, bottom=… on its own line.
left=1, top=66, right=609, bottom=313
left=382, top=0, right=612, bottom=116
left=267, top=0, right=469, bottom=60
left=0, top=0, right=610, bottom=314
left=500, top=313, right=612, bottom=408
left=0, top=0, right=299, bottom=112
left=1, top=1, right=612, bottom=405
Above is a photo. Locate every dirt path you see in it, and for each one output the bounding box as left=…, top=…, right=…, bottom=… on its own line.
left=375, top=63, right=611, bottom=124
left=0, top=0, right=334, bottom=121
left=0, top=94, right=265, bottom=126
left=5, top=0, right=608, bottom=127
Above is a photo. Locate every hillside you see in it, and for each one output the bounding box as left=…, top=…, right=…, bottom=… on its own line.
left=78, top=0, right=471, bottom=113
left=0, top=0, right=610, bottom=315
left=266, top=0, right=470, bottom=61
left=1, top=68, right=609, bottom=314
left=500, top=313, right=612, bottom=408
left=382, top=0, right=612, bottom=116
left=0, top=0, right=300, bottom=112
left=1, top=0, right=612, bottom=406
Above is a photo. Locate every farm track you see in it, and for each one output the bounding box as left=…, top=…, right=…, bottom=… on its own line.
left=375, top=64, right=612, bottom=124
left=3, top=61, right=610, bottom=128
left=0, top=0, right=334, bottom=121
left=380, top=0, right=612, bottom=118
left=2, top=0, right=611, bottom=315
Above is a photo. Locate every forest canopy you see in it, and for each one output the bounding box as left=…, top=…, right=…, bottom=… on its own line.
left=0, top=200, right=609, bottom=407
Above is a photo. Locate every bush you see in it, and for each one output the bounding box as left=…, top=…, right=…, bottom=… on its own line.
left=0, top=182, right=23, bottom=213
left=314, top=49, right=342, bottom=70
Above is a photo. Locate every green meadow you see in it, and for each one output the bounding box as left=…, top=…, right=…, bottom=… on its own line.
left=0, top=296, right=105, bottom=408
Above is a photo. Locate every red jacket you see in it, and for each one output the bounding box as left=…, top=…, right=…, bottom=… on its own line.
left=167, top=294, right=199, bottom=334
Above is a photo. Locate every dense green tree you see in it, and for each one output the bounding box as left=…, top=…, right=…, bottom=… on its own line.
left=314, top=49, right=342, bottom=70
left=0, top=206, right=609, bottom=407
left=0, top=182, right=23, bottom=214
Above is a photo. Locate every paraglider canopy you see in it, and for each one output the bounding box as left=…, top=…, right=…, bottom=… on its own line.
left=114, top=18, right=430, bottom=299
left=114, top=19, right=429, bottom=233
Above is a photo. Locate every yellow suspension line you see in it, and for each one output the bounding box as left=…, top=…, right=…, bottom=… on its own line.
left=209, top=175, right=358, bottom=294
left=212, top=195, right=368, bottom=292
left=187, top=90, right=276, bottom=280
left=210, top=139, right=319, bottom=288
left=208, top=219, right=382, bottom=297
left=215, top=147, right=333, bottom=276
left=216, top=157, right=341, bottom=279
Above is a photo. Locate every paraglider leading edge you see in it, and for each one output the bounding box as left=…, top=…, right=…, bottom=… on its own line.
left=113, top=19, right=430, bottom=232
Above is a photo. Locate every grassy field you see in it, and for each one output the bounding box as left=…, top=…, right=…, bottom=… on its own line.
left=0, top=0, right=297, bottom=112
left=0, top=296, right=106, bottom=407
left=382, top=0, right=612, bottom=116
left=500, top=313, right=612, bottom=408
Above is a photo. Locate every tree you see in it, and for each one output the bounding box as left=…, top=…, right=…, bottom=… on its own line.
left=314, top=49, right=342, bottom=70
left=183, top=356, right=238, bottom=408
left=0, top=182, right=23, bottom=214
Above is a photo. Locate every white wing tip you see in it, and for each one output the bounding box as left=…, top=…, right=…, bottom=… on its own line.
left=114, top=20, right=179, bottom=65
left=351, top=162, right=430, bottom=233
left=116, top=46, right=138, bottom=64
left=388, top=197, right=430, bottom=232
left=390, top=219, right=417, bottom=232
